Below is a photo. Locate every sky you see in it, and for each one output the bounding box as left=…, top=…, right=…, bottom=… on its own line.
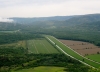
left=0, top=0, right=100, bottom=18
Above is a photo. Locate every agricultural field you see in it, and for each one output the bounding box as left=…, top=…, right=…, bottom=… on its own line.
left=86, top=54, right=100, bottom=63
left=12, top=66, right=66, bottom=72
left=26, top=38, right=60, bottom=54
left=46, top=35, right=100, bottom=68
left=60, top=40, right=100, bottom=56
left=59, top=40, right=100, bottom=63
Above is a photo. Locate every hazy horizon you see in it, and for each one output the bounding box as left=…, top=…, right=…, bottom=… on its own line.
left=0, top=13, right=100, bottom=22
left=0, top=0, right=100, bottom=18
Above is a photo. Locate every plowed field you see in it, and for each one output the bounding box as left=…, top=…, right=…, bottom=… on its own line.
left=60, top=40, right=100, bottom=56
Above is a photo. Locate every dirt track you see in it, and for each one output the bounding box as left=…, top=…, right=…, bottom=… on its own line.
left=60, top=40, right=100, bottom=56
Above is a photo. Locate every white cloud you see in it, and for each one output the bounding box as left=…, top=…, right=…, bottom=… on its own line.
left=0, top=17, right=13, bottom=22
left=0, top=0, right=100, bottom=17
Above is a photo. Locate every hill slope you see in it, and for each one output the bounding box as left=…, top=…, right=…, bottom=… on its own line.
left=64, top=14, right=100, bottom=26
left=10, top=16, right=73, bottom=24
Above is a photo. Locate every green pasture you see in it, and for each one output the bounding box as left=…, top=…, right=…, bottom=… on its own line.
left=27, top=38, right=59, bottom=54
left=46, top=35, right=100, bottom=68
left=86, top=54, right=100, bottom=62
left=12, top=66, right=66, bottom=72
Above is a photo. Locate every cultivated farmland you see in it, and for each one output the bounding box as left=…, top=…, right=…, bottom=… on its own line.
left=26, top=38, right=60, bottom=54
left=59, top=40, right=100, bottom=56
left=86, top=54, right=100, bottom=63
left=46, top=35, right=100, bottom=68
left=59, top=40, right=100, bottom=63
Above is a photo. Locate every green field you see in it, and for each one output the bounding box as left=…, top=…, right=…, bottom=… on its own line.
left=12, top=66, right=66, bottom=72
left=86, top=54, right=100, bottom=62
left=46, top=35, right=100, bottom=68
left=27, top=38, right=60, bottom=54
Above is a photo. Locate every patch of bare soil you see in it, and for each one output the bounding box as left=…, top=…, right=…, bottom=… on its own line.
left=60, top=40, right=100, bottom=56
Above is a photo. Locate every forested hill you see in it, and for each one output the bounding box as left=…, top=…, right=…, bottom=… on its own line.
left=73, top=21, right=100, bottom=31
left=1, top=13, right=100, bottom=32
left=0, top=22, right=23, bottom=31
left=10, top=14, right=100, bottom=25
left=10, top=16, right=73, bottom=24
left=58, top=14, right=99, bottom=26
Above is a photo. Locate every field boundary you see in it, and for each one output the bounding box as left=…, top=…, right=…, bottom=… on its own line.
left=45, top=37, right=62, bottom=53
left=46, top=37, right=95, bottom=68
left=27, top=38, right=60, bottom=54
left=52, top=36, right=100, bottom=65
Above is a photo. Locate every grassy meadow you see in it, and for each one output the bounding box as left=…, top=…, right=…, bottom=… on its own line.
left=12, top=66, right=66, bottom=72
left=27, top=38, right=60, bottom=54
left=86, top=54, right=100, bottom=62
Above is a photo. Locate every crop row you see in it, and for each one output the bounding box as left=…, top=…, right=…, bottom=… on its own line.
left=26, top=38, right=59, bottom=54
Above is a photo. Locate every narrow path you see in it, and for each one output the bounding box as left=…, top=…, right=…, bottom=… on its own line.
left=46, top=37, right=95, bottom=68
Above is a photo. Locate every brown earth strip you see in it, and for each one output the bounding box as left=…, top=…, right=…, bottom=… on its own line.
left=60, top=40, right=100, bottom=56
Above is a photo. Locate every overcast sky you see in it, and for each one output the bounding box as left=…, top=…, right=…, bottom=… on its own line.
left=0, top=0, right=100, bottom=18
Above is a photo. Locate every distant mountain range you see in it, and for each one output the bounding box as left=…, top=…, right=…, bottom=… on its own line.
left=0, top=13, right=100, bottom=31
left=64, top=13, right=100, bottom=26
left=10, top=16, right=74, bottom=24
left=10, top=13, right=100, bottom=25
